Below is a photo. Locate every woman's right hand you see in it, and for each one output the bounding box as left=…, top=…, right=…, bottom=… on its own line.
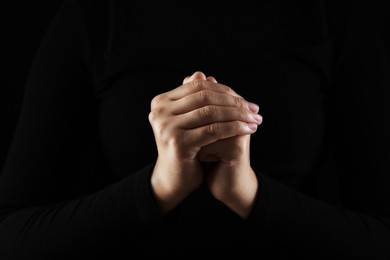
left=149, top=71, right=258, bottom=214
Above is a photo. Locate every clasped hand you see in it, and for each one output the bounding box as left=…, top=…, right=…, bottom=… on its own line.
left=149, top=71, right=262, bottom=219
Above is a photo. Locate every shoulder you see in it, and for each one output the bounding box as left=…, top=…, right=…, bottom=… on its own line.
left=60, top=0, right=110, bottom=27
left=56, top=0, right=111, bottom=54
left=56, top=0, right=110, bottom=31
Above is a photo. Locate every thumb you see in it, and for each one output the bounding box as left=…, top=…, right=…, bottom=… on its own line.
left=206, top=76, right=217, bottom=83
left=183, top=71, right=207, bottom=84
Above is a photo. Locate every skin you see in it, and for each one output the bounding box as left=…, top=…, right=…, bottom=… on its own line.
left=149, top=71, right=262, bottom=219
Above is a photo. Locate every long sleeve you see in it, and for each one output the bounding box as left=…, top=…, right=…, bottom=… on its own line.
left=0, top=1, right=162, bottom=258
left=246, top=2, right=390, bottom=259
left=247, top=172, right=390, bottom=259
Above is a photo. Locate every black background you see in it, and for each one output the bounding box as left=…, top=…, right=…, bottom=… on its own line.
left=1, top=1, right=65, bottom=170
left=1, top=1, right=389, bottom=172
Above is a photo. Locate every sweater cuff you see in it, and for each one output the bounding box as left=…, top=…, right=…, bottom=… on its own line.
left=247, top=169, right=269, bottom=224
left=130, top=162, right=163, bottom=229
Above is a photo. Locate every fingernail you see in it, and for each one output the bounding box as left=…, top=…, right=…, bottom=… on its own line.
left=248, top=102, right=259, bottom=113
left=247, top=123, right=258, bottom=131
left=253, top=114, right=263, bottom=123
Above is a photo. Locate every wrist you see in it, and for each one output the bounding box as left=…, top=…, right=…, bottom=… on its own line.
left=209, top=165, right=258, bottom=219
left=151, top=159, right=203, bottom=214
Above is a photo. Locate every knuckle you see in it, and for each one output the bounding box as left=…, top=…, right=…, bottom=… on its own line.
left=224, top=84, right=240, bottom=98
left=206, top=123, right=220, bottom=137
left=200, top=105, right=216, bottom=119
left=149, top=110, right=170, bottom=133
left=149, top=107, right=164, bottom=121
left=150, top=94, right=164, bottom=109
left=189, top=79, right=205, bottom=91
left=233, top=121, right=243, bottom=131
left=194, top=90, right=210, bottom=103
left=227, top=86, right=236, bottom=96
left=148, top=111, right=157, bottom=123
left=233, top=121, right=243, bottom=132
left=233, top=96, right=243, bottom=107
left=239, top=108, right=247, bottom=118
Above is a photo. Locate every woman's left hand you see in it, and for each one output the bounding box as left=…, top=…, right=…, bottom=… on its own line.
left=183, top=73, right=262, bottom=219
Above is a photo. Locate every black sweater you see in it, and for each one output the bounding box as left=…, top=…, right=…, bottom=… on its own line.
left=1, top=0, right=389, bottom=258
